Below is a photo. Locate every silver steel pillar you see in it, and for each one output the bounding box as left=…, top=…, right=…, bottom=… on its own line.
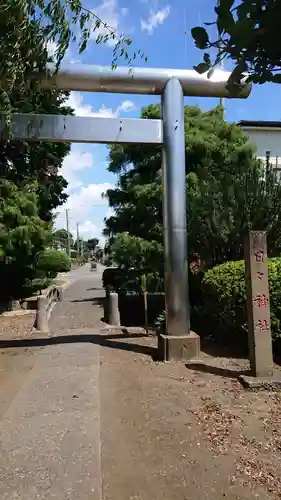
left=161, top=78, right=190, bottom=336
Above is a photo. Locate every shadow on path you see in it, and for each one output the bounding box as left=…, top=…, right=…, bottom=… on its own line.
left=70, top=298, right=104, bottom=305
left=186, top=362, right=251, bottom=379
left=86, top=287, right=104, bottom=291
left=200, top=336, right=248, bottom=360
left=0, top=332, right=157, bottom=359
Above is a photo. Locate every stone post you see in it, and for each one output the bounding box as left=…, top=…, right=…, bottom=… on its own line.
left=244, top=231, right=273, bottom=377
left=57, top=286, right=64, bottom=302
left=103, top=286, right=110, bottom=323
left=108, top=292, right=121, bottom=327
left=35, top=296, right=49, bottom=333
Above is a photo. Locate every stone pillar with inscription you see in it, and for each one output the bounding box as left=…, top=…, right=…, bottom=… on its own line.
left=244, top=231, right=273, bottom=377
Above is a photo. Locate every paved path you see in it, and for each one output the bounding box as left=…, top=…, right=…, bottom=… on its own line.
left=0, top=342, right=101, bottom=500
left=49, top=264, right=105, bottom=332
left=0, top=265, right=105, bottom=500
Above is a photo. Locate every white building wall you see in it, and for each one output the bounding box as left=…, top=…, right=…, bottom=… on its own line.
left=242, top=127, right=281, bottom=164
left=241, top=127, right=281, bottom=180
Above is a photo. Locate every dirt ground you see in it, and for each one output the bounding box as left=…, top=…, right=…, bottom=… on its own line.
left=99, top=333, right=281, bottom=500
left=1, top=331, right=281, bottom=499
left=0, top=312, right=35, bottom=338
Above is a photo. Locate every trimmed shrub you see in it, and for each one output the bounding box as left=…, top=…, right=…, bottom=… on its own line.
left=102, top=267, right=120, bottom=290
left=36, top=249, right=71, bottom=278
left=201, top=258, right=281, bottom=346
left=102, top=267, right=164, bottom=294
left=22, top=276, right=54, bottom=296
left=154, top=309, right=166, bottom=334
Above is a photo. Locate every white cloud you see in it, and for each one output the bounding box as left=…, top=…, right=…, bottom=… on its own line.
left=90, top=0, right=128, bottom=47
left=47, top=40, right=82, bottom=65
left=106, top=206, right=116, bottom=219
left=67, top=93, right=100, bottom=117
left=55, top=182, right=113, bottom=240
left=66, top=183, right=112, bottom=213
left=56, top=91, right=134, bottom=242
left=77, top=220, right=107, bottom=246
left=118, top=100, right=137, bottom=113
left=77, top=220, right=101, bottom=238
left=141, top=5, right=170, bottom=34
left=61, top=149, right=94, bottom=192
left=66, top=92, right=136, bottom=118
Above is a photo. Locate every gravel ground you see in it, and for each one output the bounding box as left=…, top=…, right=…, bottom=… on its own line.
left=0, top=312, right=36, bottom=339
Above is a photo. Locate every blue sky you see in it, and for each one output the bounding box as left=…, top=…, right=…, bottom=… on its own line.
left=54, top=0, right=281, bottom=245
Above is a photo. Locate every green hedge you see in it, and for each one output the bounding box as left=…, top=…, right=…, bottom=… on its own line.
left=102, top=267, right=120, bottom=290
left=36, top=249, right=71, bottom=278
left=102, top=267, right=164, bottom=294
left=201, top=258, right=281, bottom=345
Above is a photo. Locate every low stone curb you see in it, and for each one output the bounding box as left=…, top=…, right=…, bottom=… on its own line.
left=239, top=373, right=281, bottom=391
left=100, top=324, right=148, bottom=335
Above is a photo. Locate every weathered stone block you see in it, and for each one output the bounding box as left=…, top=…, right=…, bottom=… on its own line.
left=158, top=332, right=200, bottom=362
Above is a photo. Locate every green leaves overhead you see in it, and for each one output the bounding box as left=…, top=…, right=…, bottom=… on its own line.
left=271, top=74, right=281, bottom=84
left=1, top=0, right=144, bottom=88
left=193, top=62, right=211, bottom=75
left=0, top=0, right=144, bottom=133
left=191, top=27, right=209, bottom=49
left=191, top=0, right=281, bottom=85
left=0, top=5, right=76, bottom=301
left=218, top=0, right=235, bottom=11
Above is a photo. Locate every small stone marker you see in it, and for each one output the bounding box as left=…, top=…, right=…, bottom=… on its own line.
left=244, top=231, right=273, bottom=377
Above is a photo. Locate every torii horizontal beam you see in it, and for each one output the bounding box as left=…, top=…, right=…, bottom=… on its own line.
left=0, top=114, right=163, bottom=144
left=42, top=63, right=251, bottom=98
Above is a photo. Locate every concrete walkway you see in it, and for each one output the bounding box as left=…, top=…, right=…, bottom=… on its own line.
left=49, top=264, right=105, bottom=332
left=0, top=341, right=102, bottom=500
left=0, top=265, right=104, bottom=500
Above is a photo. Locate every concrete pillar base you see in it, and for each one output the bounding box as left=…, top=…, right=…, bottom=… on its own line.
left=158, top=332, right=200, bottom=362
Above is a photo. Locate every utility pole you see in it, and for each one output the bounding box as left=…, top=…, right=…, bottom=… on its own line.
left=81, top=238, right=83, bottom=259
left=65, top=209, right=71, bottom=258
left=76, top=223, right=80, bottom=258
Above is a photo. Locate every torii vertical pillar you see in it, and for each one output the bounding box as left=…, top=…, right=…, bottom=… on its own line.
left=158, top=78, right=200, bottom=361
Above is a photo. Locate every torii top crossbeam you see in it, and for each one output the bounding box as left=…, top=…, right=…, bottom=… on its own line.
left=44, top=63, right=251, bottom=98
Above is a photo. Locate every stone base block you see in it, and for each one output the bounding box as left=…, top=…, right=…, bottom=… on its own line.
left=158, top=332, right=200, bottom=362
left=239, top=373, right=281, bottom=391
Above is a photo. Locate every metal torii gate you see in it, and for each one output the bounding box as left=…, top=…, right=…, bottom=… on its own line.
left=2, top=64, right=251, bottom=361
